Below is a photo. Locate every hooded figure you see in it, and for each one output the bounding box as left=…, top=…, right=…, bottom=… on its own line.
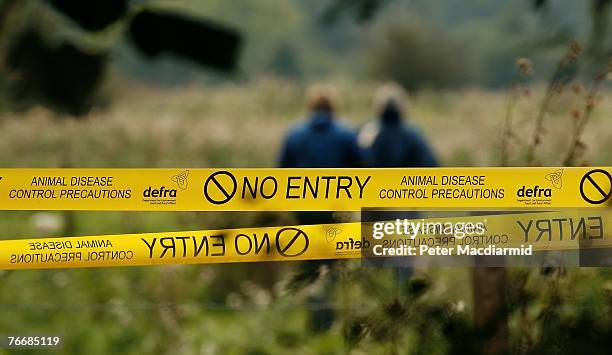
left=359, top=83, right=437, bottom=168
left=359, top=83, right=438, bottom=274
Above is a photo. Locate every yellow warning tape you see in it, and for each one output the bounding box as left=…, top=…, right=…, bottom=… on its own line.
left=0, top=167, right=610, bottom=210
left=1, top=210, right=610, bottom=270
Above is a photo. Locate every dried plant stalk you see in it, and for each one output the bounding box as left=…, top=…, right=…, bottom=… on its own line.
left=526, top=41, right=582, bottom=166
left=563, top=58, right=612, bottom=166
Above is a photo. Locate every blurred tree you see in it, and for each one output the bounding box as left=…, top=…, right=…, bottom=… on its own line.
left=0, top=0, right=242, bottom=117
left=268, top=42, right=302, bottom=78
left=46, top=0, right=128, bottom=31
left=366, top=20, right=466, bottom=90
left=5, top=29, right=108, bottom=116
left=534, top=0, right=611, bottom=74
left=321, top=0, right=393, bottom=24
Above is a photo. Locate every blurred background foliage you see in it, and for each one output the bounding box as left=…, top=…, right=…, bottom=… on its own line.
left=0, top=0, right=611, bottom=354
left=0, top=0, right=610, bottom=113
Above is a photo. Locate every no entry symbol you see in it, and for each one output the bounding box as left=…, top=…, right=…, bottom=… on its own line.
left=580, top=169, right=612, bottom=205
left=204, top=171, right=237, bottom=205
left=276, top=228, right=309, bottom=257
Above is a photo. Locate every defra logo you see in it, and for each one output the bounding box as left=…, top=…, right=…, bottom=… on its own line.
left=336, top=237, right=370, bottom=251
left=517, top=185, right=552, bottom=198
left=142, top=186, right=178, bottom=205
left=143, top=186, right=177, bottom=198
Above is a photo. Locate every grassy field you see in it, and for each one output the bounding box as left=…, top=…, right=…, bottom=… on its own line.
left=1, top=79, right=611, bottom=237
left=2, top=79, right=611, bottom=168
left=0, top=79, right=611, bottom=354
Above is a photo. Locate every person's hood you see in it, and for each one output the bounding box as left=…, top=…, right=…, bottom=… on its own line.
left=380, top=101, right=403, bottom=125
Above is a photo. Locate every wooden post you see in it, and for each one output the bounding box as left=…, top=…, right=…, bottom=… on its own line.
left=473, top=266, right=508, bottom=355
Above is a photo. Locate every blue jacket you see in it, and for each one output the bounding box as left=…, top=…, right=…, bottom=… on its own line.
left=360, top=108, right=438, bottom=168
left=279, top=110, right=362, bottom=168
left=360, top=108, right=437, bottom=226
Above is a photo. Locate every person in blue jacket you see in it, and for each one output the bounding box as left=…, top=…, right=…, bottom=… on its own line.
left=278, top=84, right=362, bottom=332
left=280, top=84, right=362, bottom=169
left=359, top=83, right=438, bottom=275
left=358, top=83, right=438, bottom=168
left=280, top=84, right=362, bottom=225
